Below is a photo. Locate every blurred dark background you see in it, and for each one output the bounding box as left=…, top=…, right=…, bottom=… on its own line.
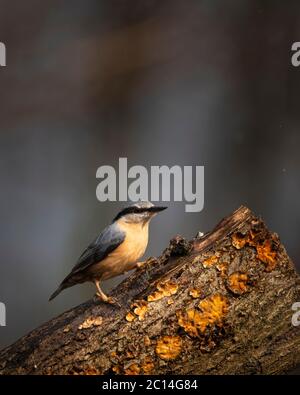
left=0, top=0, right=300, bottom=360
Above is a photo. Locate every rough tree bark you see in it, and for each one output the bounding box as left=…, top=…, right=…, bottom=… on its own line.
left=0, top=206, right=300, bottom=375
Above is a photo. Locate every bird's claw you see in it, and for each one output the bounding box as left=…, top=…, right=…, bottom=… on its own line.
left=95, top=293, right=121, bottom=307
left=106, top=296, right=121, bottom=307
left=136, top=261, right=146, bottom=269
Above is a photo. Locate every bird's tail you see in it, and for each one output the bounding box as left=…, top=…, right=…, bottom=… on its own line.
left=49, top=284, right=65, bottom=301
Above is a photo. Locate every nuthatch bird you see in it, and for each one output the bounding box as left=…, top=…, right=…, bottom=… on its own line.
left=49, top=201, right=167, bottom=304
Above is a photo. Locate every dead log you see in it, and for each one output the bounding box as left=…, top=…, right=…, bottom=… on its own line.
left=0, top=206, right=299, bottom=375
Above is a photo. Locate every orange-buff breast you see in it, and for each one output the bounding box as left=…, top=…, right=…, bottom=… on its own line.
left=115, top=220, right=149, bottom=264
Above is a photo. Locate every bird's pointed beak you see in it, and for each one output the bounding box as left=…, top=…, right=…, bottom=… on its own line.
left=150, top=206, right=168, bottom=213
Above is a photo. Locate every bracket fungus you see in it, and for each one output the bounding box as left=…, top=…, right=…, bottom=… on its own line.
left=177, top=294, right=229, bottom=337
left=231, top=229, right=278, bottom=272
left=78, top=316, right=103, bottom=330
left=147, top=280, right=179, bottom=302
left=155, top=335, right=182, bottom=361
left=227, top=272, right=250, bottom=295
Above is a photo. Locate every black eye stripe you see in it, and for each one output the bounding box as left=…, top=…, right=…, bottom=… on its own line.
left=113, top=205, right=167, bottom=222
left=113, top=207, right=146, bottom=221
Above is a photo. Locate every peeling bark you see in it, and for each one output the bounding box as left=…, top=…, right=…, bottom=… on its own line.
left=0, top=206, right=300, bottom=375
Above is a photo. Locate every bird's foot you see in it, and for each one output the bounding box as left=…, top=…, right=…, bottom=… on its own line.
left=136, top=261, right=146, bottom=269
left=95, top=293, right=121, bottom=307
left=107, top=296, right=121, bottom=307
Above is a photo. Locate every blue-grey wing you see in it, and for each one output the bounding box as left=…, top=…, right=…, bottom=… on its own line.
left=70, top=223, right=125, bottom=275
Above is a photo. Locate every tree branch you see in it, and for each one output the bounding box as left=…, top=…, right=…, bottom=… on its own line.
left=0, top=206, right=299, bottom=375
